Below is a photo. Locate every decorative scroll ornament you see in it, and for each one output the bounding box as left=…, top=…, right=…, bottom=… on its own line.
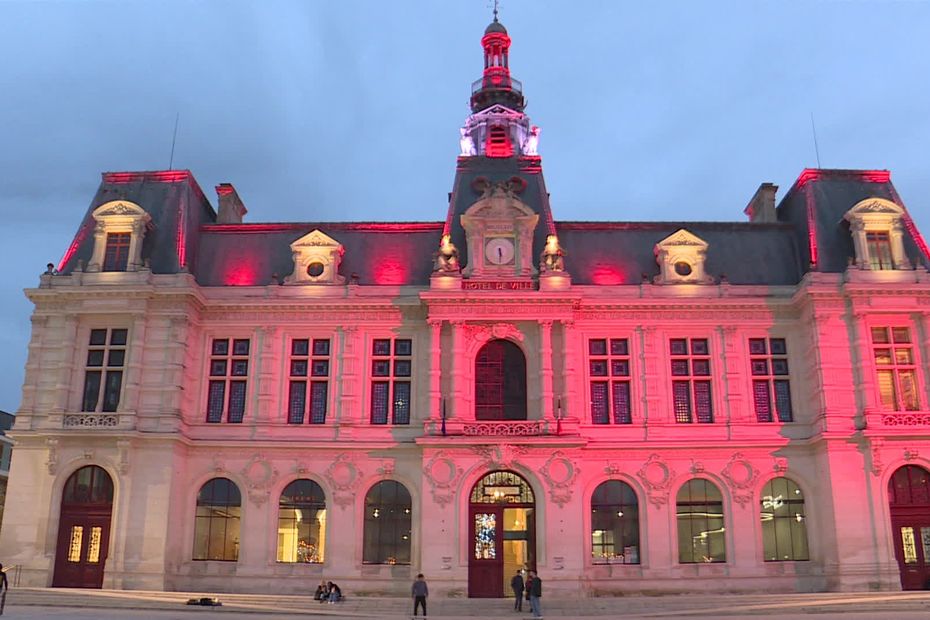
left=472, top=444, right=527, bottom=470
left=46, top=438, right=59, bottom=475
left=324, top=453, right=363, bottom=509
left=117, top=440, right=131, bottom=475
left=463, top=322, right=525, bottom=354
left=539, top=451, right=579, bottom=508
left=462, top=421, right=541, bottom=436
left=636, top=453, right=674, bottom=507
left=424, top=451, right=464, bottom=507
left=211, top=456, right=226, bottom=474
left=240, top=454, right=279, bottom=506
left=721, top=453, right=759, bottom=507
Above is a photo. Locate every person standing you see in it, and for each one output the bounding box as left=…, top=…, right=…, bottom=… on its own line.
left=0, top=563, right=8, bottom=616
left=527, top=569, right=542, bottom=619
left=411, top=573, right=428, bottom=617
left=510, top=569, right=524, bottom=611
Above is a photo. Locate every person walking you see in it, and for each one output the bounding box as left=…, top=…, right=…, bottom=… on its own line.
left=510, top=569, right=524, bottom=611
left=527, top=569, right=542, bottom=619
left=411, top=573, right=428, bottom=618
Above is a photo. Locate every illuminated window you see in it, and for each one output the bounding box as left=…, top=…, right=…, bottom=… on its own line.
left=588, top=338, right=632, bottom=424
left=866, top=232, right=894, bottom=270
left=362, top=481, right=411, bottom=564
left=81, top=328, right=127, bottom=413
left=748, top=338, right=792, bottom=422
left=871, top=327, right=920, bottom=412
left=669, top=338, right=713, bottom=423
left=591, top=481, right=640, bottom=564
left=844, top=198, right=910, bottom=271
left=102, top=233, right=131, bottom=271
left=193, top=478, right=241, bottom=561
left=760, top=477, right=809, bottom=561
left=370, top=338, right=412, bottom=425
left=277, top=479, right=326, bottom=563
left=677, top=479, right=725, bottom=564
left=206, top=338, right=250, bottom=423
left=485, top=125, right=513, bottom=158
left=287, top=338, right=331, bottom=424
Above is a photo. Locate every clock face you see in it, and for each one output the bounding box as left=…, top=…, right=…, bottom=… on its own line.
left=485, top=237, right=515, bottom=265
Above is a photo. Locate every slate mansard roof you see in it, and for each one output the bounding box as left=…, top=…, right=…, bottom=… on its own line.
left=56, top=168, right=930, bottom=287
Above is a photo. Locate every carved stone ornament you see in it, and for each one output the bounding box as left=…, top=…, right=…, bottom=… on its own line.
left=472, top=444, right=527, bottom=470
left=324, top=453, right=363, bottom=509
left=604, top=462, right=622, bottom=476
left=240, top=454, right=280, bottom=506
left=721, top=453, right=759, bottom=507
left=63, top=414, right=118, bottom=428
left=117, top=440, right=131, bottom=475
left=463, top=323, right=525, bottom=354
left=286, top=229, right=346, bottom=285
left=868, top=440, right=884, bottom=477
left=46, top=438, right=59, bottom=475
left=96, top=201, right=145, bottom=217
left=212, top=456, right=226, bottom=474
left=539, top=451, right=579, bottom=508
left=636, top=453, right=674, bottom=507
left=424, top=451, right=464, bottom=507
left=654, top=228, right=714, bottom=285
left=905, top=447, right=920, bottom=461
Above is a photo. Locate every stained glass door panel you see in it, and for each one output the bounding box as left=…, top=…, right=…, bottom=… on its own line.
left=53, top=514, right=111, bottom=588
left=468, top=507, right=503, bottom=597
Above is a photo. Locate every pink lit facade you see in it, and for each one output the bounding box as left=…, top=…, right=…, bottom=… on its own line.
left=4, top=17, right=930, bottom=598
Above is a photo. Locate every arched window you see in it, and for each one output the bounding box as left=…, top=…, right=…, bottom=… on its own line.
left=475, top=339, right=527, bottom=421
left=193, top=478, right=241, bottom=561
left=760, top=477, right=809, bottom=561
left=277, top=479, right=326, bottom=563
left=591, top=481, right=640, bottom=564
left=62, top=465, right=114, bottom=505
left=890, top=465, right=930, bottom=506
left=677, top=479, right=725, bottom=563
left=363, top=481, right=412, bottom=565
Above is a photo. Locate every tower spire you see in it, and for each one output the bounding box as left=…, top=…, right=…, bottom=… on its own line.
left=470, top=9, right=525, bottom=113
left=492, top=0, right=499, bottom=22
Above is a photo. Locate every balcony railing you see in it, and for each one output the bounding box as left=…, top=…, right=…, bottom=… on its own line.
left=471, top=76, right=523, bottom=95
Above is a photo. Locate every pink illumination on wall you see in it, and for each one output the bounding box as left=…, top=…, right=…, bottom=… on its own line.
left=176, top=208, right=187, bottom=268
left=57, top=224, right=89, bottom=272
left=222, top=258, right=260, bottom=286
left=201, top=222, right=443, bottom=234
left=590, top=261, right=626, bottom=285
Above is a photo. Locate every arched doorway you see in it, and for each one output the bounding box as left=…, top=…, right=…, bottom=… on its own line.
left=475, top=339, right=526, bottom=421
left=53, top=465, right=114, bottom=588
left=889, top=465, right=930, bottom=589
left=468, top=471, right=535, bottom=598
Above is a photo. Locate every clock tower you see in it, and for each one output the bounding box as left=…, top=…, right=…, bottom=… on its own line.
left=435, top=12, right=565, bottom=287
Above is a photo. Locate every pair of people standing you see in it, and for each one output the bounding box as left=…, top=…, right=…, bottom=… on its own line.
left=511, top=569, right=542, bottom=618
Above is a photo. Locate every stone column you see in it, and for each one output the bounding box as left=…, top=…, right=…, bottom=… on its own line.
left=559, top=320, right=578, bottom=419
left=636, top=326, right=661, bottom=427
left=121, top=313, right=148, bottom=415
left=338, top=326, right=360, bottom=423
left=539, top=320, right=554, bottom=420
left=53, top=315, right=79, bottom=413
left=450, top=320, right=465, bottom=418
left=428, top=320, right=443, bottom=420
left=254, top=327, right=279, bottom=425
left=715, top=325, right=740, bottom=426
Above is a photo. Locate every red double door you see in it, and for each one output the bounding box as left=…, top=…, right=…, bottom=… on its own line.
left=468, top=504, right=535, bottom=598
left=52, top=509, right=112, bottom=588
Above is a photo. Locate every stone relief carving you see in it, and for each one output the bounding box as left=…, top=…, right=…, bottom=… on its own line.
left=211, top=456, right=226, bottom=474
left=63, top=414, right=118, bottom=428
left=721, top=452, right=759, bottom=507
left=46, top=438, right=59, bottom=475
left=463, top=322, right=525, bottom=353
left=424, top=451, right=464, bottom=507
left=324, top=453, right=363, bottom=509
left=539, top=451, right=579, bottom=508
left=472, top=444, right=527, bottom=470
left=905, top=447, right=920, bottom=461
left=636, top=453, right=673, bottom=507
left=117, top=440, right=131, bottom=475
left=240, top=454, right=280, bottom=506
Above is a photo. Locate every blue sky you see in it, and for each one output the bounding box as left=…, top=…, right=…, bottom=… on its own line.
left=1, top=0, right=929, bottom=412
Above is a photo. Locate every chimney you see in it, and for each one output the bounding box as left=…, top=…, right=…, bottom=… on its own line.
left=743, top=182, right=778, bottom=223
left=215, top=183, right=248, bottom=224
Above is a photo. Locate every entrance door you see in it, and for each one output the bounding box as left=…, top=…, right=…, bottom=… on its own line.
left=53, top=466, right=114, bottom=588
left=475, top=339, right=527, bottom=421
left=468, top=471, right=536, bottom=598
left=889, top=465, right=930, bottom=590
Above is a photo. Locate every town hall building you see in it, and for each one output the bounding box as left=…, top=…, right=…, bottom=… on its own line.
left=4, top=15, right=930, bottom=597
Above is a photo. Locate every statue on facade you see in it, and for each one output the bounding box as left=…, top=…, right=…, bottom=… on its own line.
left=523, top=125, right=540, bottom=156
left=459, top=127, right=477, bottom=156
left=433, top=234, right=461, bottom=273
left=540, top=234, right=564, bottom=273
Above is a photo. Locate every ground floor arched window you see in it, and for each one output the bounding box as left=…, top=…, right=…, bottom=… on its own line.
left=677, top=478, right=725, bottom=563
left=591, top=480, right=640, bottom=564
left=277, top=479, right=326, bottom=563
left=193, top=477, right=241, bottom=561
left=363, top=480, right=412, bottom=564
left=760, top=477, right=809, bottom=561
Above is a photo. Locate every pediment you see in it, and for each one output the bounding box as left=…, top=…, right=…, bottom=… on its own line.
left=471, top=104, right=524, bottom=120
left=92, top=200, right=147, bottom=219
left=845, top=197, right=904, bottom=219
left=290, top=229, right=342, bottom=251
left=655, top=228, right=708, bottom=250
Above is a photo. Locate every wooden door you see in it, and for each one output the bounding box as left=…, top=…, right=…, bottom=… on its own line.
left=468, top=506, right=503, bottom=597
left=53, top=511, right=111, bottom=588
left=892, top=517, right=930, bottom=590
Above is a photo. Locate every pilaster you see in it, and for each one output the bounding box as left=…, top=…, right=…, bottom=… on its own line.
left=539, top=320, right=554, bottom=420
left=450, top=320, right=465, bottom=419
left=428, top=320, right=443, bottom=420
left=255, top=327, right=279, bottom=425
left=338, top=326, right=361, bottom=423
left=559, top=320, right=578, bottom=420
left=637, top=326, right=662, bottom=426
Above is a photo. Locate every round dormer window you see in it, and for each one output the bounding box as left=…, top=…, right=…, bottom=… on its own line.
left=674, top=261, right=693, bottom=276
left=307, top=262, right=325, bottom=277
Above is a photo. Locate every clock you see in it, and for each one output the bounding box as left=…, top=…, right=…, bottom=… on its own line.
left=485, top=237, right=515, bottom=265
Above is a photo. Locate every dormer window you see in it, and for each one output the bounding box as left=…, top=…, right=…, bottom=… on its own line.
left=286, top=229, right=346, bottom=285
left=654, top=229, right=713, bottom=285
left=844, top=198, right=911, bottom=271
left=87, top=201, right=151, bottom=273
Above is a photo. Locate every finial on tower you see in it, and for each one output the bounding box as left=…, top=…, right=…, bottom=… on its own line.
left=492, top=0, right=500, bottom=22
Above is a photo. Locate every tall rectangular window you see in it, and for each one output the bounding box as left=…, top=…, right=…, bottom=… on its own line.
left=669, top=338, right=713, bottom=423
left=287, top=338, right=331, bottom=424
left=102, top=232, right=131, bottom=271
left=588, top=338, right=632, bottom=424
left=749, top=338, right=793, bottom=422
left=866, top=232, right=894, bottom=270
left=872, top=327, right=920, bottom=411
left=206, top=338, right=250, bottom=423
left=370, top=338, right=412, bottom=425
left=81, top=328, right=127, bottom=412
